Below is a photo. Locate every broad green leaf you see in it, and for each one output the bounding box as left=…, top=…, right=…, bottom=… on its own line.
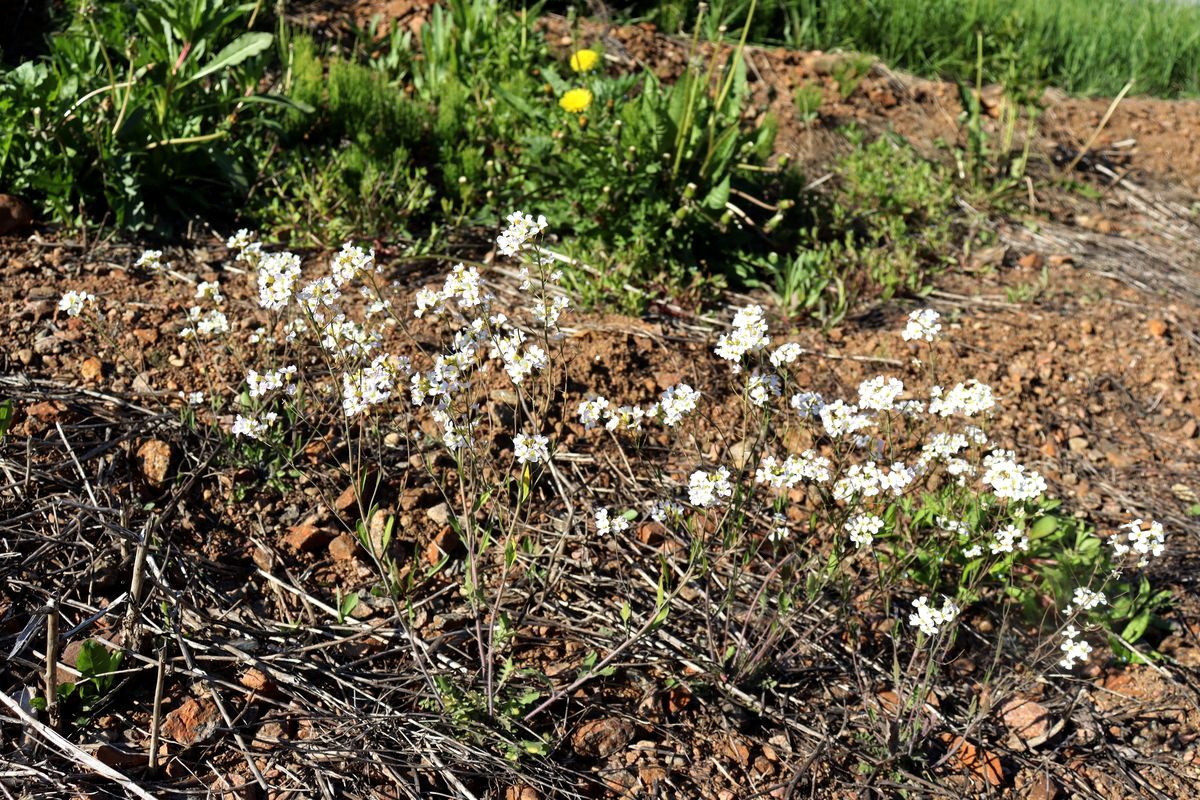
left=184, top=32, right=273, bottom=86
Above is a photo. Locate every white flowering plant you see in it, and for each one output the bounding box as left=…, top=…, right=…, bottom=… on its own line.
left=53, top=216, right=1174, bottom=769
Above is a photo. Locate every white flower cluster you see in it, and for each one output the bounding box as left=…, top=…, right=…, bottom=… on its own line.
left=832, top=461, right=915, bottom=501
left=257, top=252, right=303, bottom=311
left=1059, top=625, right=1093, bottom=669
left=1068, top=587, right=1107, bottom=613
left=714, top=305, right=770, bottom=372
left=577, top=383, right=700, bottom=432
left=845, top=514, right=884, bottom=548
left=135, top=249, right=168, bottom=273
left=1110, top=519, right=1166, bottom=567
left=496, top=211, right=547, bottom=257
left=688, top=467, right=733, bottom=508
left=513, top=433, right=551, bottom=465
left=908, top=595, right=959, bottom=636
left=928, top=380, right=995, bottom=418
left=196, top=280, right=223, bottom=302
left=755, top=451, right=831, bottom=490
left=858, top=376, right=905, bottom=411
left=747, top=370, right=782, bottom=406
left=902, top=308, right=941, bottom=342
left=247, top=365, right=297, bottom=399
left=342, top=355, right=405, bottom=417
left=58, top=290, right=96, bottom=318
left=650, top=499, right=685, bottom=525
left=232, top=411, right=278, bottom=440
left=595, top=507, right=629, bottom=536
left=981, top=450, right=1047, bottom=502
left=989, top=523, right=1029, bottom=555
left=180, top=305, right=229, bottom=339
left=820, top=399, right=873, bottom=439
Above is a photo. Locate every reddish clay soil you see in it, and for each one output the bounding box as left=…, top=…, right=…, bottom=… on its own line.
left=3, top=9, right=1200, bottom=800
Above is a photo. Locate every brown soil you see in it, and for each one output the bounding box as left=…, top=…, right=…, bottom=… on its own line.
left=3, top=9, right=1200, bottom=800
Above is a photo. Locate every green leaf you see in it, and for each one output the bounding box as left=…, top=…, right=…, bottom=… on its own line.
left=619, top=601, right=631, bottom=624
left=0, top=400, right=13, bottom=439
left=1030, top=515, right=1059, bottom=539
left=184, top=32, right=274, bottom=86
left=339, top=591, right=360, bottom=622
left=1121, top=609, right=1152, bottom=643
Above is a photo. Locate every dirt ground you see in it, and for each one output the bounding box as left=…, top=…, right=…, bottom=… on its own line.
left=4, top=7, right=1200, bottom=800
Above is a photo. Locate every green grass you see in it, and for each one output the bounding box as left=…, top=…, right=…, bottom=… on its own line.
left=592, top=0, right=1200, bottom=98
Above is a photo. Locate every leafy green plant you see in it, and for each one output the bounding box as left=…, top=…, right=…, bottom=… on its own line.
left=793, top=82, right=822, bottom=123
left=831, top=53, right=873, bottom=99
left=32, top=639, right=123, bottom=716
left=1, top=0, right=289, bottom=229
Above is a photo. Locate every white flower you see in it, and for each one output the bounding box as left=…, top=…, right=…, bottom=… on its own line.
left=1111, top=519, right=1166, bottom=566
left=342, top=355, right=395, bottom=417
left=858, top=376, right=904, bottom=411
left=513, top=433, right=551, bottom=465
left=247, top=365, right=297, bottom=399
left=256, top=251, right=302, bottom=311
left=902, top=308, right=941, bottom=342
left=58, top=291, right=96, bottom=317
left=908, top=595, right=959, bottom=637
left=747, top=370, right=782, bottom=407
left=768, top=514, right=790, bottom=542
left=1071, top=587, right=1107, bottom=611
left=658, top=384, right=700, bottom=426
left=605, top=405, right=645, bottom=433
left=820, top=399, right=872, bottom=438
left=981, top=450, right=1046, bottom=502
left=195, top=281, right=224, bottom=303
left=688, top=467, right=732, bottom=508
left=714, top=305, right=770, bottom=372
left=232, top=411, right=277, bottom=439
left=650, top=499, right=684, bottom=524
left=989, top=523, right=1030, bottom=555
left=595, top=507, right=629, bottom=536
left=180, top=306, right=230, bottom=338
left=769, top=342, right=803, bottom=368
left=962, top=544, right=983, bottom=558
left=497, top=211, right=548, bottom=257
left=845, top=514, right=884, bottom=548
left=331, top=242, right=376, bottom=286
left=928, top=380, right=995, bottom=418
left=1059, top=625, right=1093, bottom=669
left=578, top=397, right=610, bottom=429
left=136, top=249, right=168, bottom=273
left=790, top=392, right=824, bottom=418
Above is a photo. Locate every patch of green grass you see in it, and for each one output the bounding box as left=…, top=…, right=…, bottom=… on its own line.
left=592, top=0, right=1200, bottom=98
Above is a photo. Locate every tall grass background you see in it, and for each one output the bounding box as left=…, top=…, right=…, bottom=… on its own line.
left=598, top=0, right=1200, bottom=97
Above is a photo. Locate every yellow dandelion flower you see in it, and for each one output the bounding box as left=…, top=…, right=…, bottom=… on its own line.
left=559, top=87, right=593, bottom=113
left=569, top=48, right=600, bottom=73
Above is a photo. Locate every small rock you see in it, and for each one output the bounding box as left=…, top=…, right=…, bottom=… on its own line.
left=132, top=372, right=156, bottom=395
left=426, top=502, right=451, bottom=526
left=132, top=327, right=159, bottom=345
left=1018, top=252, right=1045, bottom=270
left=160, top=696, right=221, bottom=746
left=504, top=786, right=541, bottom=800
left=1000, top=695, right=1062, bottom=749
left=283, top=523, right=335, bottom=553
left=16, top=348, right=34, bottom=366
left=80, top=357, right=104, bottom=383
left=136, top=439, right=175, bottom=485
left=425, top=526, right=460, bottom=565
left=34, top=335, right=63, bottom=355
left=572, top=717, right=635, bottom=758
left=1147, top=319, right=1169, bottom=338
left=328, top=533, right=361, bottom=562
left=1067, top=437, right=1089, bottom=453
left=90, top=743, right=148, bottom=768
left=334, top=484, right=358, bottom=512
left=239, top=668, right=275, bottom=694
